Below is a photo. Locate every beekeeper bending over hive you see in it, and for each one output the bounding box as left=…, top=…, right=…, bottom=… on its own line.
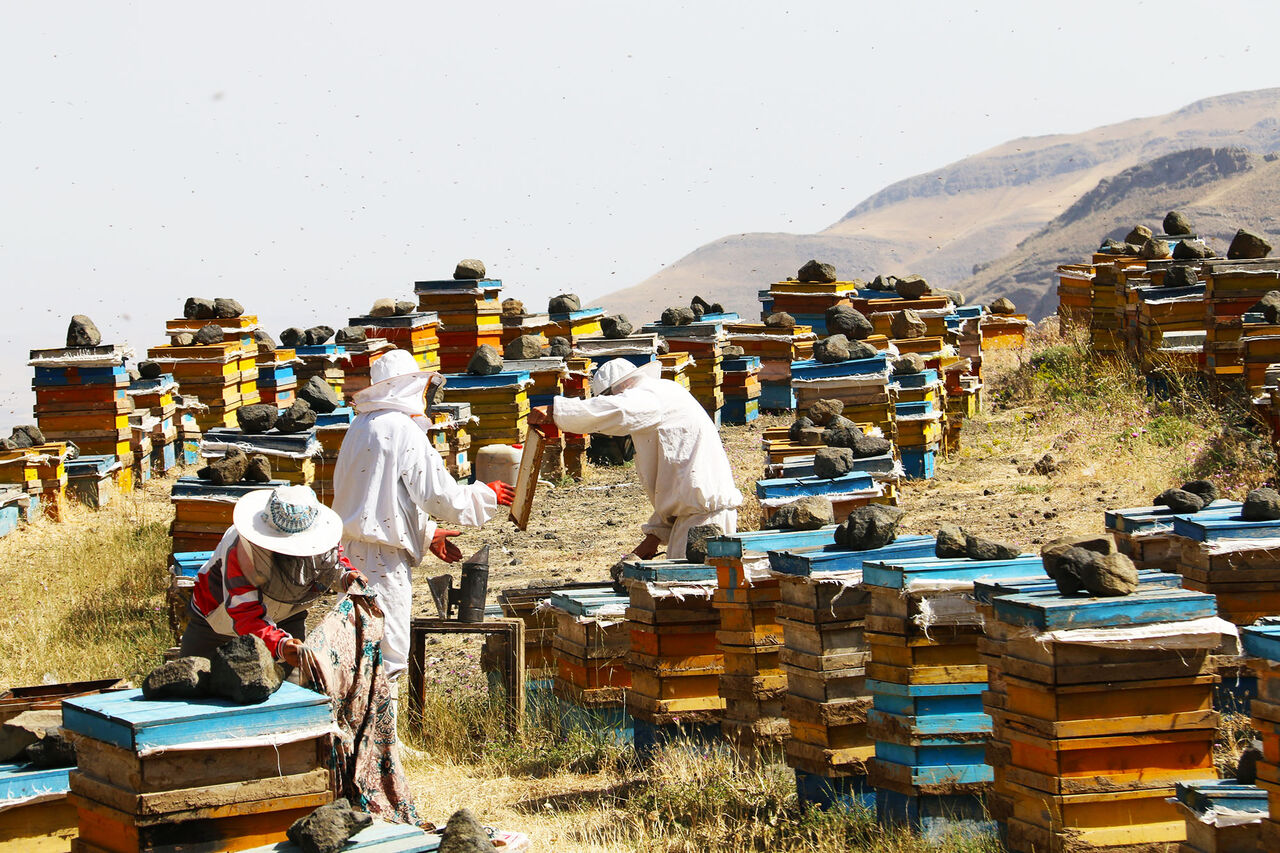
left=333, top=350, right=514, bottom=682
left=529, top=357, right=742, bottom=563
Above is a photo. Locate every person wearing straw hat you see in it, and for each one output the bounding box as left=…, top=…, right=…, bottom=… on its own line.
left=181, top=484, right=365, bottom=668
left=333, top=349, right=514, bottom=683
left=529, top=356, right=741, bottom=564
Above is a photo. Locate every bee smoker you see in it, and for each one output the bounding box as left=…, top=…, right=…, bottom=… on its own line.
left=426, top=545, right=490, bottom=623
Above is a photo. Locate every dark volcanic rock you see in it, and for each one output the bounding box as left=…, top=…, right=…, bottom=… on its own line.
left=142, top=657, right=211, bottom=700
left=989, top=297, right=1016, bottom=315
left=813, top=447, right=855, bottom=479
left=304, top=325, right=335, bottom=346
left=198, top=447, right=248, bottom=485
left=548, top=294, right=581, bottom=314
left=1163, top=266, right=1198, bottom=289
left=788, top=416, right=815, bottom=443
left=10, top=425, right=44, bottom=449
left=1243, top=488, right=1280, bottom=521
left=892, top=353, right=925, bottom=375
left=1237, top=742, right=1263, bottom=785
left=764, top=312, right=795, bottom=329
left=690, top=295, right=712, bottom=318
left=244, top=453, right=272, bottom=483
left=869, top=274, right=894, bottom=291
left=335, top=326, right=366, bottom=345
left=236, top=404, right=279, bottom=434
left=298, top=376, right=342, bottom=414
left=23, top=730, right=76, bottom=769
left=276, top=399, right=317, bottom=434
left=813, top=335, right=851, bottom=364
left=213, top=298, right=244, bottom=319
left=797, top=260, right=837, bottom=284
left=1254, top=291, right=1280, bottom=324
left=287, top=798, right=373, bottom=853
left=1081, top=551, right=1139, bottom=597
left=369, top=298, right=396, bottom=317
left=1141, top=238, right=1172, bottom=260
left=467, top=344, right=503, bottom=376
left=194, top=324, right=225, bottom=346
left=661, top=306, right=695, bottom=327
left=253, top=329, right=277, bottom=351
left=1182, top=480, right=1218, bottom=505
left=937, top=288, right=966, bottom=306
left=454, top=259, right=486, bottom=280
left=895, top=275, right=931, bottom=300
left=835, top=505, right=904, bottom=551
left=1173, top=239, right=1214, bottom=260
left=548, top=336, right=571, bottom=357
left=847, top=340, right=878, bottom=360
left=1228, top=229, right=1273, bottom=260
left=280, top=327, right=305, bottom=347
left=184, top=297, right=216, bottom=320
left=684, top=524, right=723, bottom=564
left=1041, top=535, right=1114, bottom=587
left=67, top=315, right=102, bottom=348
left=395, top=300, right=417, bottom=316
left=1164, top=211, right=1193, bottom=236
left=770, top=496, right=834, bottom=530
left=601, top=315, right=633, bottom=339
left=210, top=634, right=282, bottom=705
left=807, top=399, right=844, bottom=426
left=966, top=534, right=1020, bottom=561
left=138, top=360, right=163, bottom=380
left=505, top=335, right=545, bottom=360
left=890, top=309, right=927, bottom=339
left=501, top=298, right=524, bottom=317
left=935, top=525, right=967, bottom=558
left=826, top=305, right=873, bottom=340
left=1154, top=488, right=1204, bottom=514
left=438, top=808, right=493, bottom=853
left=1124, top=225, right=1153, bottom=245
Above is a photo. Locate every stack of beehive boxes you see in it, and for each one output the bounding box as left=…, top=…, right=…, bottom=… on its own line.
left=992, top=584, right=1222, bottom=853
left=1203, top=258, right=1280, bottom=381
left=1172, top=779, right=1268, bottom=853
left=1088, top=255, right=1141, bottom=358
left=63, top=682, right=334, bottom=851
left=127, top=374, right=180, bottom=476
left=720, top=354, right=762, bottom=425
left=1172, top=503, right=1280, bottom=627
left=334, top=338, right=393, bottom=405
left=255, top=344, right=297, bottom=408
left=504, top=357, right=567, bottom=476
left=312, top=424, right=346, bottom=506
left=147, top=337, right=247, bottom=432
left=1241, top=623, right=1280, bottom=852
left=30, top=344, right=135, bottom=481
left=545, top=307, right=605, bottom=344
left=766, top=535, right=935, bottom=809
left=1131, top=266, right=1207, bottom=377
left=0, top=442, right=69, bottom=520
left=415, top=278, right=503, bottom=374
left=890, top=363, right=944, bottom=480
left=791, top=349, right=896, bottom=441
left=169, top=476, right=283, bottom=554
left=727, top=322, right=816, bottom=411
left=426, top=401, right=473, bottom=481
left=759, top=279, right=860, bottom=333
left=562, top=357, right=593, bottom=480
left=642, top=318, right=733, bottom=423
left=292, top=340, right=345, bottom=401
left=658, top=351, right=692, bottom=387
left=356, top=310, right=441, bottom=372
left=862, top=552, right=1040, bottom=835
left=622, top=558, right=724, bottom=758
left=754, top=457, right=892, bottom=526
left=979, top=311, right=1033, bottom=350
left=66, top=454, right=123, bottom=509
left=442, top=369, right=530, bottom=462
left=1241, top=306, right=1280, bottom=399
left=1056, top=262, right=1095, bottom=328
left=549, top=587, right=632, bottom=740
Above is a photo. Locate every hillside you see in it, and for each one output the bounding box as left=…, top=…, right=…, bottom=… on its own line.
left=600, top=88, right=1280, bottom=322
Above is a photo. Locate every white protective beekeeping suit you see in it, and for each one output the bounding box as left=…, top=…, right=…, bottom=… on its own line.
left=333, top=350, right=498, bottom=680
left=551, top=358, right=742, bottom=559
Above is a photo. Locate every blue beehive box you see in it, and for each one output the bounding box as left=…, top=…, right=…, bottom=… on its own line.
left=767, top=535, right=936, bottom=578
left=898, top=447, right=936, bottom=480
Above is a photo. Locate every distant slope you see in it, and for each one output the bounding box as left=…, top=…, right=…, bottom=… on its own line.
left=601, top=88, right=1280, bottom=323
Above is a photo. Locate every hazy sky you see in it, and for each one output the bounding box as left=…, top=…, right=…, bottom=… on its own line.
left=4, top=2, right=1280, bottom=419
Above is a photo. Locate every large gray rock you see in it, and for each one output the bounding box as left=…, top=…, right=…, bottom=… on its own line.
left=1154, top=488, right=1204, bottom=514
left=825, top=305, right=873, bottom=340
left=467, top=344, right=503, bottom=376
left=764, top=312, right=795, bottom=329
left=807, top=399, right=844, bottom=426
left=505, top=335, right=545, bottom=359
left=213, top=298, right=244, bottom=319
left=1041, top=535, right=1114, bottom=586
left=304, top=326, right=335, bottom=346
left=601, top=315, right=633, bottom=339
left=1182, top=480, right=1218, bottom=505
left=1173, top=239, right=1213, bottom=260
left=236, top=404, right=278, bottom=434
left=194, top=324, right=225, bottom=346
left=335, top=326, right=366, bottom=345
left=0, top=710, right=61, bottom=762
left=989, top=297, right=1016, bottom=315
left=847, top=340, right=878, bottom=360
left=1254, top=291, right=1280, bottom=324
left=67, top=315, right=102, bottom=347
left=198, top=447, right=248, bottom=485
left=1081, top=551, right=1139, bottom=597
left=1229, top=229, right=1273, bottom=260
left=825, top=423, right=892, bottom=458
left=935, top=525, right=967, bottom=558
left=834, top=505, right=904, bottom=551
left=721, top=345, right=744, bottom=357
left=890, top=309, right=927, bottom=339
left=1125, top=225, right=1153, bottom=245
left=287, top=799, right=373, bottom=853
left=1243, top=488, right=1280, bottom=521
left=184, top=297, right=216, bottom=320
left=797, top=259, right=838, bottom=283
left=1141, top=238, right=1172, bottom=260
left=549, top=294, right=581, bottom=314
left=172, top=332, right=196, bottom=347
left=892, top=354, right=925, bottom=375
left=280, top=327, right=305, bottom=347
left=966, top=534, right=1020, bottom=561
left=454, top=259, right=486, bottom=280
left=395, top=300, right=417, bottom=316
left=138, top=360, right=163, bottom=380
left=813, top=447, right=855, bottom=479
left=1163, top=266, right=1198, bottom=289
left=369, top=298, right=396, bottom=317
left=869, top=274, right=895, bottom=291
left=23, top=729, right=76, bottom=768
left=895, top=275, right=931, bottom=300
left=690, top=295, right=712, bottom=318
left=210, top=634, right=282, bottom=705
left=438, top=808, right=493, bottom=853
left=684, top=524, right=723, bottom=564
left=244, top=453, right=272, bottom=483
left=813, top=335, right=851, bottom=363
left=788, top=416, right=815, bottom=443
left=277, top=399, right=317, bottom=434
left=1164, top=211, right=1193, bottom=236
left=10, top=425, right=44, bottom=449
left=501, top=298, right=524, bottom=317
left=142, top=657, right=211, bottom=700
left=937, top=288, right=966, bottom=306
left=548, top=336, right=571, bottom=358
left=770, top=496, right=834, bottom=530
left=298, top=376, right=342, bottom=414
left=253, top=329, right=277, bottom=351
left=661, top=306, right=695, bottom=326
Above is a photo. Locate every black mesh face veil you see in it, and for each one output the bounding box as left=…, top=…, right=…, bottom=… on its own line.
left=246, top=540, right=343, bottom=606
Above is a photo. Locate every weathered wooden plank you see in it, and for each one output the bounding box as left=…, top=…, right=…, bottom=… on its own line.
left=994, top=586, right=1216, bottom=631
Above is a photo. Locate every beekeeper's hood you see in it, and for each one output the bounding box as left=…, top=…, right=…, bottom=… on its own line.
left=352, top=349, right=443, bottom=417
left=590, top=357, right=662, bottom=397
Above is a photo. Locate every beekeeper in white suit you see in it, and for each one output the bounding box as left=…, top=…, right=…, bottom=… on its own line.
left=529, top=357, right=741, bottom=562
left=333, top=349, right=514, bottom=682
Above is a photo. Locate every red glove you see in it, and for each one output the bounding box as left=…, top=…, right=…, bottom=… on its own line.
left=487, top=481, right=515, bottom=506
left=430, top=529, right=463, bottom=563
